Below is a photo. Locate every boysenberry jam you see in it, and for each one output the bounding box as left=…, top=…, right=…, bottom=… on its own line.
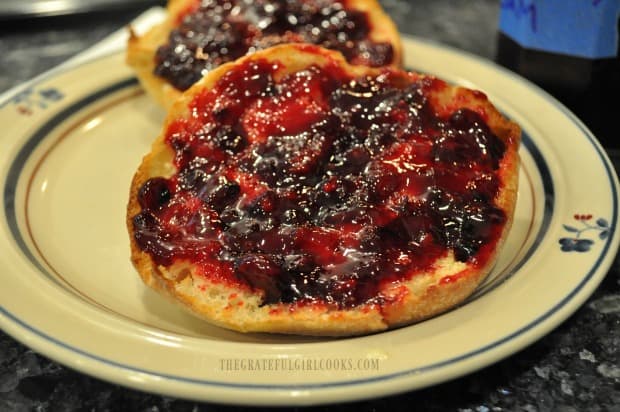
left=134, top=57, right=508, bottom=308
left=154, top=0, right=394, bottom=91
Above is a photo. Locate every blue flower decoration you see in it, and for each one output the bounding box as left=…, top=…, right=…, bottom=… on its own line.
left=559, top=238, right=594, bottom=252
left=5, top=86, right=64, bottom=114
left=559, top=214, right=610, bottom=253
left=39, top=88, right=64, bottom=102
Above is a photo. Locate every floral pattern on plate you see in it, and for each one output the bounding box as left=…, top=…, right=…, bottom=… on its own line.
left=559, top=214, right=611, bottom=252
left=6, top=87, right=63, bottom=115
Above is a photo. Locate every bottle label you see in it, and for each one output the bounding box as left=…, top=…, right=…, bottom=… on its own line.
left=499, top=0, right=619, bottom=59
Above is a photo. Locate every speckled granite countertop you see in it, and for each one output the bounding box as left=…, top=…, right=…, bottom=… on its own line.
left=1, top=1, right=619, bottom=410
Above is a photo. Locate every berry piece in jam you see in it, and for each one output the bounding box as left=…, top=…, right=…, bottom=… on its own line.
left=133, top=58, right=509, bottom=308
left=138, top=177, right=172, bottom=211
left=235, top=254, right=283, bottom=302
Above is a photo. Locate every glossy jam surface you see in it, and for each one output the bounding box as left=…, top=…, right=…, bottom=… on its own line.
left=134, top=58, right=507, bottom=308
left=154, top=0, right=394, bottom=90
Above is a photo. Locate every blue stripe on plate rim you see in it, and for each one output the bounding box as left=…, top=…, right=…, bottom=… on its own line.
left=0, top=71, right=616, bottom=391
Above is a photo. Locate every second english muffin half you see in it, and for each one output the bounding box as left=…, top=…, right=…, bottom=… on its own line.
left=127, top=0, right=403, bottom=108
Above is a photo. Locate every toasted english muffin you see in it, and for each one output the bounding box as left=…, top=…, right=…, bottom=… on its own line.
left=126, top=0, right=402, bottom=108
left=127, top=44, right=520, bottom=336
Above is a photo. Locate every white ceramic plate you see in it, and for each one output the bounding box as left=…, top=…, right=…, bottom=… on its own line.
left=1, top=37, right=618, bottom=406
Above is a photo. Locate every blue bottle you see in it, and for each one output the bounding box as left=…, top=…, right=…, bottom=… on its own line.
left=496, top=0, right=619, bottom=147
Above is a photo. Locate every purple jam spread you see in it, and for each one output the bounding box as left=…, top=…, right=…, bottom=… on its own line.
left=154, top=0, right=394, bottom=90
left=133, top=57, right=507, bottom=308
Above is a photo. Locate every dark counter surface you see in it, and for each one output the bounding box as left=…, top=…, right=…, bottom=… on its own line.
left=1, top=1, right=619, bottom=410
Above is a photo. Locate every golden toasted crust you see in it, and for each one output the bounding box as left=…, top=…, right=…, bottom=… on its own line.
left=126, top=0, right=403, bottom=109
left=127, top=44, right=521, bottom=336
